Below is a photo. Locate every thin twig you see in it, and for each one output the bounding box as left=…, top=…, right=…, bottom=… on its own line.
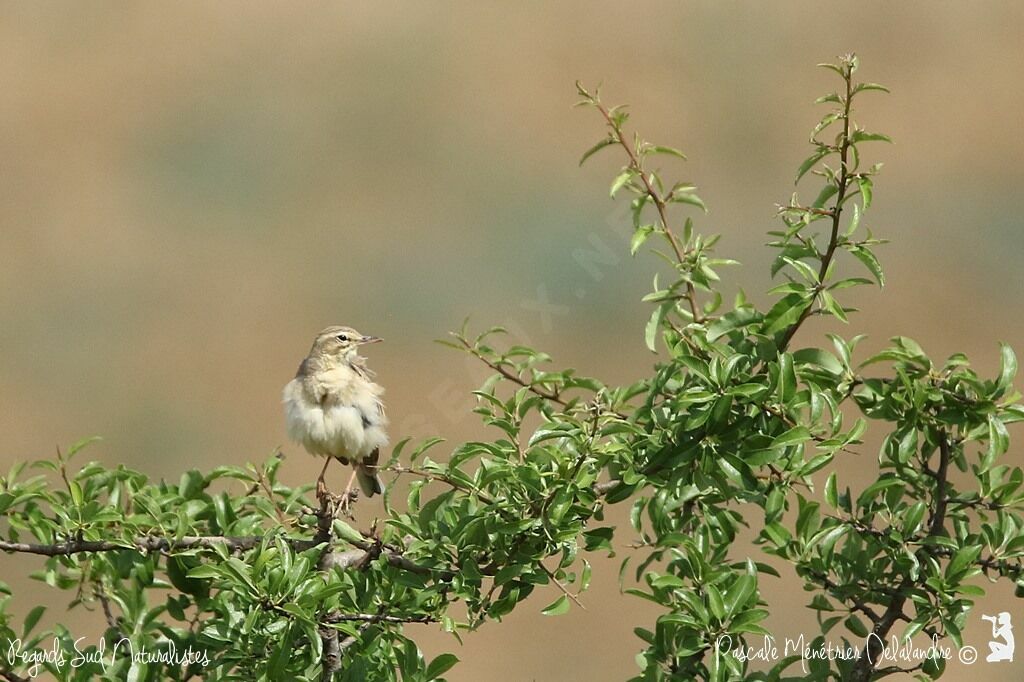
left=94, top=583, right=124, bottom=638
left=806, top=569, right=882, bottom=624
left=459, top=338, right=567, bottom=406
left=0, top=535, right=278, bottom=556
left=323, top=613, right=436, bottom=625
left=759, top=403, right=863, bottom=458
left=978, top=555, right=1024, bottom=578
left=257, top=459, right=287, bottom=525
left=388, top=465, right=496, bottom=504
left=540, top=563, right=586, bottom=611
left=0, top=531, right=442, bottom=578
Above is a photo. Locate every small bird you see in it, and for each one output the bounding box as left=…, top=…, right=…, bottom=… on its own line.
left=283, top=325, right=388, bottom=503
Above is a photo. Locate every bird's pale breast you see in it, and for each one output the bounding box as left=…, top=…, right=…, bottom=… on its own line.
left=283, top=364, right=388, bottom=462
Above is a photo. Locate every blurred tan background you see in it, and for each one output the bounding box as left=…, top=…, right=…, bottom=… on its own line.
left=1, top=2, right=1023, bottom=680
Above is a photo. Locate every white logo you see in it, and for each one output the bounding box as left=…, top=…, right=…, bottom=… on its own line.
left=982, top=612, right=1014, bottom=663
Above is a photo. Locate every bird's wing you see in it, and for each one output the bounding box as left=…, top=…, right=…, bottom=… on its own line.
left=356, top=395, right=386, bottom=428
left=359, top=394, right=386, bottom=469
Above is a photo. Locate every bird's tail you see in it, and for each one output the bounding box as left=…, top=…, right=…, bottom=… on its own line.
left=355, top=464, right=384, bottom=497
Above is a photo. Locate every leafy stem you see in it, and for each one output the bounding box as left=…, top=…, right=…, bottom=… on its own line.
left=779, top=56, right=856, bottom=351
left=576, top=82, right=705, bottom=323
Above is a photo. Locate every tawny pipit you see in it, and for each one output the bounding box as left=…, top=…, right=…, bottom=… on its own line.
left=283, top=326, right=387, bottom=501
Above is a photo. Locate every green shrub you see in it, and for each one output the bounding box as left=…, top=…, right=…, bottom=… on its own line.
left=2, top=55, right=1021, bottom=682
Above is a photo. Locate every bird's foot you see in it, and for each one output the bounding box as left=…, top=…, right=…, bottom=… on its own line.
left=314, top=472, right=359, bottom=519
left=336, top=488, right=359, bottom=519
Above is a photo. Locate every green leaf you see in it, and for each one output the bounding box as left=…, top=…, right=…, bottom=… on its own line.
left=579, top=136, right=615, bottom=166
left=792, top=348, right=843, bottom=375
left=332, top=519, right=366, bottom=545
left=541, top=595, right=570, bottom=616
left=818, top=291, right=848, bottom=323
left=707, top=308, right=762, bottom=342
left=801, top=453, right=834, bottom=476
left=706, top=584, right=726, bottom=620
left=844, top=203, right=861, bottom=236
left=895, top=427, right=918, bottom=464
left=856, top=478, right=905, bottom=508
left=580, top=559, right=592, bottom=592
left=824, top=473, right=838, bottom=508
left=763, top=294, right=811, bottom=336
left=762, top=522, right=792, bottom=546
left=828, top=277, right=873, bottom=291
left=645, top=301, right=672, bottom=352
left=426, top=653, right=461, bottom=679
left=796, top=147, right=830, bottom=184
left=812, top=182, right=839, bottom=210
left=812, top=525, right=848, bottom=556
left=778, top=353, right=797, bottom=403
left=902, top=501, right=926, bottom=536
left=985, top=416, right=1010, bottom=469
left=583, top=527, right=615, bottom=552
left=853, top=82, right=891, bottom=95
left=771, top=426, right=811, bottom=449
left=610, top=170, right=634, bottom=197
left=410, top=437, right=446, bottom=463
left=724, top=575, right=757, bottom=619
left=671, top=193, right=708, bottom=212
left=66, top=436, right=103, bottom=459
left=996, top=343, right=1017, bottom=396
left=651, top=575, right=686, bottom=589
left=22, top=605, right=45, bottom=638
left=850, top=131, right=892, bottom=144
left=782, top=257, right=820, bottom=284
left=69, top=480, right=83, bottom=507
left=648, top=145, right=687, bottom=160
left=186, top=564, right=222, bottom=580
left=268, top=622, right=294, bottom=678
left=846, top=614, right=869, bottom=638
left=631, top=225, right=656, bottom=255
left=849, top=246, right=885, bottom=286
left=946, top=546, right=982, bottom=580
left=811, top=113, right=842, bottom=140
left=857, top=176, right=874, bottom=209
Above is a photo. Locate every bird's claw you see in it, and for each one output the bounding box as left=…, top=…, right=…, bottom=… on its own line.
left=336, top=488, right=359, bottom=518
left=316, top=486, right=359, bottom=520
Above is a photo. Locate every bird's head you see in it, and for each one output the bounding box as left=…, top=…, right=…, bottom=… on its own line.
left=310, top=325, right=382, bottom=362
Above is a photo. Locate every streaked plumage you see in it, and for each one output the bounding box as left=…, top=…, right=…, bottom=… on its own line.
left=283, top=325, right=388, bottom=497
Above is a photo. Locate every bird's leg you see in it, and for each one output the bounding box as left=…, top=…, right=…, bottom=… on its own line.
left=340, top=469, right=359, bottom=513
left=315, top=457, right=332, bottom=501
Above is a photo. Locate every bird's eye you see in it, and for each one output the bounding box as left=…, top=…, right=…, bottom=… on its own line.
left=337, top=334, right=348, bottom=342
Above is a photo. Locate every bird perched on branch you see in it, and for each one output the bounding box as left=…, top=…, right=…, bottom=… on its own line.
left=283, top=325, right=388, bottom=503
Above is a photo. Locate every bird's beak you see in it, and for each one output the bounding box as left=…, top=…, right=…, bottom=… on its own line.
left=359, top=335, right=382, bottom=345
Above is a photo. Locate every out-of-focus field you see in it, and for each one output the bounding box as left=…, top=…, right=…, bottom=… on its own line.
left=1, top=3, right=1022, bottom=680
